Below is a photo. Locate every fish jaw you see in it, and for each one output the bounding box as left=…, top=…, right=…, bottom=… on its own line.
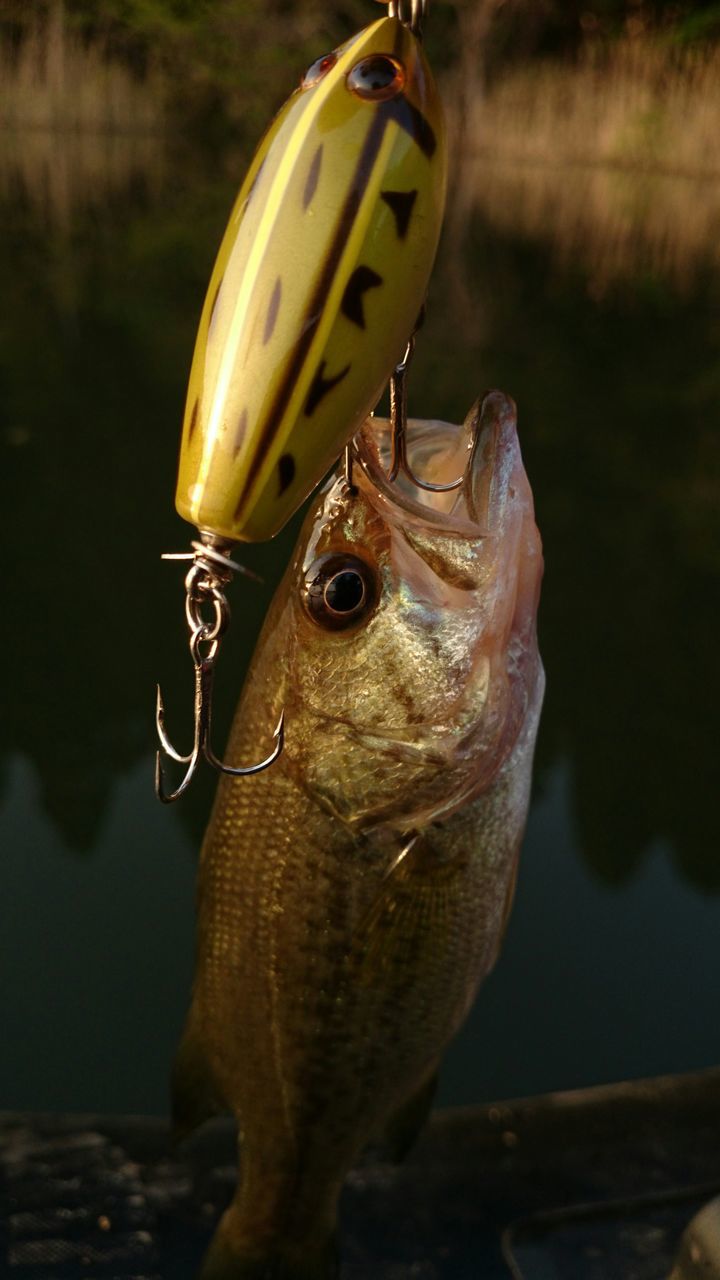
left=277, top=391, right=544, bottom=832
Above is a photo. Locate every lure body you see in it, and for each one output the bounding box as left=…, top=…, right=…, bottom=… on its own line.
left=176, top=16, right=447, bottom=543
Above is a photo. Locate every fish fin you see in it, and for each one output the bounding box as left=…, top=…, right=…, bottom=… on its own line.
left=170, top=1015, right=225, bottom=1144
left=200, top=1212, right=338, bottom=1280
left=381, top=1068, right=438, bottom=1163
left=355, top=831, right=469, bottom=985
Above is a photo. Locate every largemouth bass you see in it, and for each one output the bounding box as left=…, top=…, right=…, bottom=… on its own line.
left=174, top=391, right=544, bottom=1280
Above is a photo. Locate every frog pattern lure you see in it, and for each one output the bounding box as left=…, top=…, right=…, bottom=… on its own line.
left=156, top=0, right=447, bottom=800
left=178, top=14, right=447, bottom=544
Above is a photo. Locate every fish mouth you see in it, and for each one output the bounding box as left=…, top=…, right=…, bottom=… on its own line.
left=353, top=390, right=519, bottom=535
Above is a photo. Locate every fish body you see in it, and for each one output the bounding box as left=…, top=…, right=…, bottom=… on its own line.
left=175, top=394, right=544, bottom=1278
left=175, top=16, right=446, bottom=545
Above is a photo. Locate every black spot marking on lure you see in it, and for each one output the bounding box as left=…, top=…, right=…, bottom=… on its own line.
left=188, top=397, right=199, bottom=440
left=341, top=266, right=383, bottom=328
left=233, top=408, right=248, bottom=458
left=381, top=190, right=418, bottom=240
left=208, top=278, right=223, bottom=332
left=305, top=360, right=351, bottom=416
left=303, top=144, right=323, bottom=209
left=277, top=453, right=295, bottom=495
left=384, top=97, right=436, bottom=158
left=263, top=277, right=282, bottom=345
left=234, top=113, right=388, bottom=509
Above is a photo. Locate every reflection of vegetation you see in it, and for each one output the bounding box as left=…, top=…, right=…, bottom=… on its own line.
left=453, top=32, right=720, bottom=178
left=0, top=1, right=165, bottom=131
left=0, top=128, right=167, bottom=227
left=455, top=160, right=720, bottom=291
left=0, top=142, right=304, bottom=851
left=1, top=107, right=718, bottom=891
left=0, top=0, right=376, bottom=139
left=426, top=216, right=720, bottom=892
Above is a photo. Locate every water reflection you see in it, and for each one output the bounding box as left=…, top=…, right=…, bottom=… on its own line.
left=0, top=130, right=717, bottom=900
left=0, top=127, right=167, bottom=228
left=456, top=156, right=720, bottom=293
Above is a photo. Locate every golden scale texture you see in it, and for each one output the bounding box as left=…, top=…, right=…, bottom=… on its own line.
left=176, top=400, right=544, bottom=1277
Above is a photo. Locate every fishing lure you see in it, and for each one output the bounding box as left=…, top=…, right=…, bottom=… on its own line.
left=156, top=0, right=456, bottom=802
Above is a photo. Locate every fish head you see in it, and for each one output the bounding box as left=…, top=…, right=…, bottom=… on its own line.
left=277, top=391, right=543, bottom=831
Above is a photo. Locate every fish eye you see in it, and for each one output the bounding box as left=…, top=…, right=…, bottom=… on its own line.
left=302, top=52, right=338, bottom=89
left=302, top=553, right=379, bottom=632
left=347, top=55, right=405, bottom=102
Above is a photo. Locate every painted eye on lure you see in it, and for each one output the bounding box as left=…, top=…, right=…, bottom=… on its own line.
left=302, top=553, right=379, bottom=631
left=347, top=55, right=405, bottom=101
left=302, top=52, right=338, bottom=89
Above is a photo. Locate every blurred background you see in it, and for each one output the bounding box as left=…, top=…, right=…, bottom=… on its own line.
left=1, top=0, right=718, bottom=1118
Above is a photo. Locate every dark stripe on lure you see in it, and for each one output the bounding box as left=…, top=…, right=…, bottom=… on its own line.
left=342, top=265, right=383, bottom=328
left=381, top=190, right=417, bottom=240
left=234, top=109, right=389, bottom=520
left=303, top=145, right=323, bottom=209
left=277, top=453, right=295, bottom=495
left=385, top=97, right=436, bottom=158
left=263, top=277, right=282, bottom=345
left=233, top=408, right=248, bottom=458
left=188, top=397, right=199, bottom=440
left=305, top=360, right=351, bottom=415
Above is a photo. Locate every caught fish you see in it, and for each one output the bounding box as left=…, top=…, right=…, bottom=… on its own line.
left=173, top=391, right=544, bottom=1279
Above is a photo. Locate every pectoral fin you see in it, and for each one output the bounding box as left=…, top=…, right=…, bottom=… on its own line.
left=354, top=830, right=470, bottom=985
left=171, top=1012, right=226, bottom=1143
left=381, top=1067, right=438, bottom=1163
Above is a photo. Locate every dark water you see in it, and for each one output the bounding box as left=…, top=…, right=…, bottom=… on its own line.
left=1, top=130, right=718, bottom=1116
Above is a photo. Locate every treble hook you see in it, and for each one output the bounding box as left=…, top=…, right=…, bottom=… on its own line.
left=387, top=326, right=468, bottom=494
left=382, top=0, right=428, bottom=39
left=155, top=533, right=284, bottom=804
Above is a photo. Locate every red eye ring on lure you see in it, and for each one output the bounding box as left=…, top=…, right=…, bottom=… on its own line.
left=347, top=54, right=406, bottom=102
left=302, top=552, right=380, bottom=632
left=302, top=52, right=338, bottom=89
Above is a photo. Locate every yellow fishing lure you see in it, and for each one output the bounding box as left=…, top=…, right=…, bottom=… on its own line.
left=156, top=4, right=447, bottom=801
left=176, top=14, right=447, bottom=543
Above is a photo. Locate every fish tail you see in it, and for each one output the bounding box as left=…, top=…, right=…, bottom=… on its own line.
left=199, top=1204, right=339, bottom=1280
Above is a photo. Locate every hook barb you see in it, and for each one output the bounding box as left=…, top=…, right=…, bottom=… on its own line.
left=206, top=709, right=285, bottom=778
left=155, top=658, right=285, bottom=804
left=155, top=534, right=285, bottom=803
left=155, top=683, right=193, bottom=764
left=388, top=338, right=466, bottom=494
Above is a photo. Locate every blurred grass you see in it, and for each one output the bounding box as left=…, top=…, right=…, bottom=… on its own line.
left=5, top=3, right=720, bottom=288
left=0, top=2, right=165, bottom=132
left=0, top=0, right=375, bottom=141
left=454, top=32, right=720, bottom=176
left=445, top=29, right=720, bottom=289
left=452, top=160, right=720, bottom=291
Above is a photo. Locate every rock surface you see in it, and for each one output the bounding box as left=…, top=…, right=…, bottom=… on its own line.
left=2, top=1068, right=720, bottom=1278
